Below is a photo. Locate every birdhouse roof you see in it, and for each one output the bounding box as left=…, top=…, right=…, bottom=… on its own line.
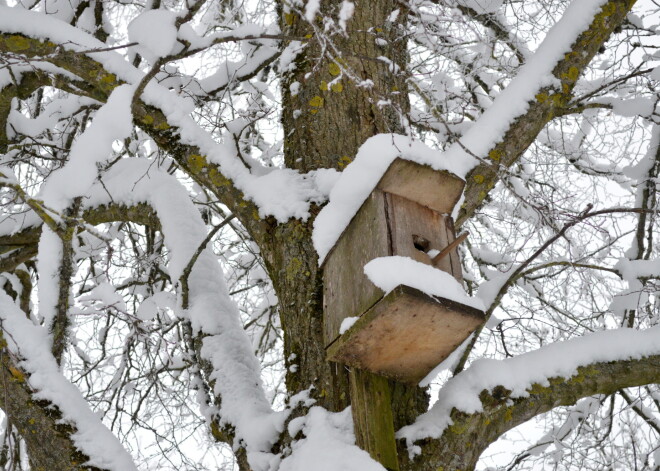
left=313, top=134, right=469, bottom=264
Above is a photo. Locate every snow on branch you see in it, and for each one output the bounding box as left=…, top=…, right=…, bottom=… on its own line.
left=398, top=325, right=660, bottom=447
left=39, top=84, right=134, bottom=211
left=0, top=6, right=327, bottom=223
left=0, top=292, right=137, bottom=471
left=442, top=0, right=609, bottom=172
left=455, top=0, right=634, bottom=226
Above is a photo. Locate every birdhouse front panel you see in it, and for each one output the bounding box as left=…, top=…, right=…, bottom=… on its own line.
left=322, top=189, right=460, bottom=347
left=385, top=192, right=462, bottom=281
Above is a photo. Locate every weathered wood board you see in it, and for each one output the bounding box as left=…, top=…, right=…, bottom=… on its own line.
left=322, top=191, right=390, bottom=346
left=385, top=192, right=455, bottom=274
left=349, top=368, right=399, bottom=471
left=326, top=285, right=485, bottom=384
left=377, top=158, right=465, bottom=215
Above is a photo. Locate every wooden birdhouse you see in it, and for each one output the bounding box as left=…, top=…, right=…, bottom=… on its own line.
left=323, top=158, right=486, bottom=384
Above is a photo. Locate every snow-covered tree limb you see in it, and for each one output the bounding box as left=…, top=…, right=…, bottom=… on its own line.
left=456, top=0, right=636, bottom=227
left=399, top=327, right=660, bottom=470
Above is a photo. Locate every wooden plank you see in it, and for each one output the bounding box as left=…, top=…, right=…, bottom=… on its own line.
left=377, top=158, right=465, bottom=215
left=323, top=190, right=390, bottom=346
left=385, top=192, right=454, bottom=275
left=327, top=285, right=485, bottom=384
left=349, top=369, right=400, bottom=471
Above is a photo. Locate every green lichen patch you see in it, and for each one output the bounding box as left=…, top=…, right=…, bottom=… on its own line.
left=9, top=365, right=25, bottom=382
left=154, top=120, right=171, bottom=130
left=6, top=35, right=31, bottom=51
left=309, top=95, right=324, bottom=114
left=488, top=149, right=502, bottom=161
left=188, top=154, right=207, bottom=172
left=284, top=12, right=296, bottom=26
left=328, top=62, right=341, bottom=76
left=286, top=257, right=303, bottom=283
left=338, top=155, right=352, bottom=169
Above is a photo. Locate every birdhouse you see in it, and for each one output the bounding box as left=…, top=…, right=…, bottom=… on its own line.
left=323, top=158, right=486, bottom=384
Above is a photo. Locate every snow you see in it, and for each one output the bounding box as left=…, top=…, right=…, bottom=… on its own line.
left=36, top=226, right=62, bottom=327
left=364, top=256, right=486, bottom=311
left=437, top=0, right=608, bottom=173
left=0, top=6, right=324, bottom=223
left=475, top=271, right=509, bottom=308
left=652, top=66, right=660, bottom=81
left=313, top=134, right=470, bottom=263
left=40, top=85, right=134, bottom=211
left=8, top=95, right=97, bottom=139
left=0, top=292, right=137, bottom=471
left=136, top=291, right=175, bottom=321
left=397, top=325, right=660, bottom=449
left=615, top=258, right=660, bottom=280
left=83, top=159, right=284, bottom=466
left=623, top=125, right=660, bottom=182
left=310, top=168, right=341, bottom=197
left=595, top=97, right=655, bottom=117
left=0, top=0, right=611, bottom=235
left=127, top=9, right=178, bottom=61
left=0, top=5, right=313, bottom=454
left=79, top=282, right=127, bottom=311
left=280, top=407, right=385, bottom=471
left=612, top=125, right=660, bottom=317
left=339, top=316, right=359, bottom=334
left=198, top=45, right=279, bottom=94
left=304, top=0, right=321, bottom=22
left=339, top=1, right=355, bottom=30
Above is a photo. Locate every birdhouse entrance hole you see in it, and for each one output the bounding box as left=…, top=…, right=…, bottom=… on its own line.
left=412, top=234, right=430, bottom=253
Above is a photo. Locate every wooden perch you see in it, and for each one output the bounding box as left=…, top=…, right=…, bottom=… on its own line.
left=431, top=231, right=468, bottom=267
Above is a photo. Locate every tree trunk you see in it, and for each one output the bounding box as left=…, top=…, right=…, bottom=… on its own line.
left=269, top=0, right=428, bottom=465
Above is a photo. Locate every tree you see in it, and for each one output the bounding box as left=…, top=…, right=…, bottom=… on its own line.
left=0, top=0, right=658, bottom=470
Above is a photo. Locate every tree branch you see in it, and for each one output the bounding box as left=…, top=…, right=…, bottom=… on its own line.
left=0, top=31, right=272, bottom=247
left=403, top=354, right=660, bottom=471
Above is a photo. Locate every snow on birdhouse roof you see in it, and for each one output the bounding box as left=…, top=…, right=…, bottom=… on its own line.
left=313, top=134, right=473, bottom=264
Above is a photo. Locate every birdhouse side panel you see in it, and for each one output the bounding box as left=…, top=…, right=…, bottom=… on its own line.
left=323, top=190, right=390, bottom=346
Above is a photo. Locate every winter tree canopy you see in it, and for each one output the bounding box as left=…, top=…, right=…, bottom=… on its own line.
left=0, top=0, right=658, bottom=470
